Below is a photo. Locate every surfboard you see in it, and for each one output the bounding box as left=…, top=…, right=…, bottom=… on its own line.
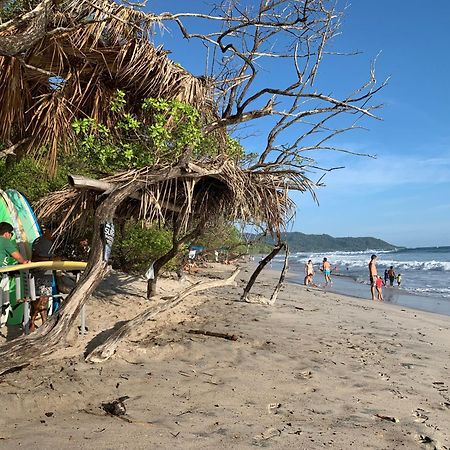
left=0, top=261, right=88, bottom=273
left=0, top=190, right=24, bottom=326
left=6, top=190, right=41, bottom=259
left=0, top=190, right=28, bottom=257
left=0, top=190, right=44, bottom=325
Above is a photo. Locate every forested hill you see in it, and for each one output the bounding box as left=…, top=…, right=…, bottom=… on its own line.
left=271, top=232, right=398, bottom=252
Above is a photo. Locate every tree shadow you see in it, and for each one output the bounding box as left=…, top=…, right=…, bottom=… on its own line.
left=0, top=324, right=24, bottom=342
left=95, top=272, right=147, bottom=299
left=84, top=320, right=128, bottom=358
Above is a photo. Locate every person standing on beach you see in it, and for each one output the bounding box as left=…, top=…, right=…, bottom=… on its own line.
left=304, top=259, right=314, bottom=286
left=321, top=257, right=332, bottom=286
left=0, top=222, right=29, bottom=327
left=368, top=254, right=378, bottom=301
left=397, top=273, right=402, bottom=287
left=388, top=266, right=396, bottom=286
left=384, top=269, right=389, bottom=285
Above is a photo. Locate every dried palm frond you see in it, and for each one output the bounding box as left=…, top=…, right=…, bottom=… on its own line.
left=0, top=0, right=215, bottom=171
left=36, top=157, right=315, bottom=241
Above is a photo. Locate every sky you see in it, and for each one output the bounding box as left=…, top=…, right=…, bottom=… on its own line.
left=147, top=1, right=450, bottom=248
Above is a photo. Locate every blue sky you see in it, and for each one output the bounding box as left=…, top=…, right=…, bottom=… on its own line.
left=148, top=1, right=450, bottom=248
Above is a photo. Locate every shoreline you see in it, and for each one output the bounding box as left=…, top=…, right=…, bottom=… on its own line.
left=0, top=263, right=449, bottom=449
left=286, top=269, right=450, bottom=318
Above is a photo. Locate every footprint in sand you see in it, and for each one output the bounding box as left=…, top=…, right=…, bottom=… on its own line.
left=412, top=408, right=429, bottom=423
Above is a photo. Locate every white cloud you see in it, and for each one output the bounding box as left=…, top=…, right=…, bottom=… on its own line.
left=318, top=151, right=450, bottom=191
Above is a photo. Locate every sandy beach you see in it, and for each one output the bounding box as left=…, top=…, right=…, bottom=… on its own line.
left=0, top=262, right=449, bottom=449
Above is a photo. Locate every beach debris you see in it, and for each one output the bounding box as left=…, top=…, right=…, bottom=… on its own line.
left=378, top=372, right=390, bottom=381
left=294, top=370, right=313, bottom=380
left=375, top=413, right=399, bottom=423
left=44, top=412, right=54, bottom=417
left=267, top=403, right=281, bottom=414
left=416, top=434, right=444, bottom=449
left=259, top=427, right=281, bottom=440
left=432, top=382, right=448, bottom=392
left=187, top=330, right=238, bottom=341
left=102, top=396, right=129, bottom=416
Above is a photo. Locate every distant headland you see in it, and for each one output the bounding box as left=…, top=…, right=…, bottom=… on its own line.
left=267, top=232, right=399, bottom=253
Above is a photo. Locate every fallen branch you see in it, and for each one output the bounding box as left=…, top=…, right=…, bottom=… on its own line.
left=85, top=269, right=240, bottom=363
left=187, top=329, right=238, bottom=341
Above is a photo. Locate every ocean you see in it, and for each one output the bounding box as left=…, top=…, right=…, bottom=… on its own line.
left=273, top=246, right=450, bottom=316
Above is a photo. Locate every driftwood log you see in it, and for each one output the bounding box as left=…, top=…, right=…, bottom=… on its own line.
left=86, top=268, right=240, bottom=363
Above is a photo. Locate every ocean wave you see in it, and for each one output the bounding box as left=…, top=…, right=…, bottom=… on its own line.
left=286, top=256, right=450, bottom=272
left=291, top=249, right=395, bottom=257
left=411, top=287, right=450, bottom=298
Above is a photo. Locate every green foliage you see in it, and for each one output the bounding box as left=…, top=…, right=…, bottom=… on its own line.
left=0, top=0, right=37, bottom=20
left=0, top=154, right=99, bottom=203
left=195, top=223, right=242, bottom=251
left=71, top=91, right=244, bottom=175
left=110, top=89, right=126, bottom=112
left=111, top=221, right=176, bottom=273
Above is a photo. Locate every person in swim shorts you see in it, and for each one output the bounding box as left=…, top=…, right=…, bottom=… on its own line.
left=388, top=266, right=396, bottom=286
left=368, top=254, right=378, bottom=301
left=321, top=257, right=332, bottom=286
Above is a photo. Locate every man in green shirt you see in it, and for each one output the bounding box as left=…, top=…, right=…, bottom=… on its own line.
left=0, top=222, right=29, bottom=327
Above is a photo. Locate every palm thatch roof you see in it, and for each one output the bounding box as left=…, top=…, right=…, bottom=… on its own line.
left=0, top=0, right=214, bottom=173
left=36, top=158, right=314, bottom=239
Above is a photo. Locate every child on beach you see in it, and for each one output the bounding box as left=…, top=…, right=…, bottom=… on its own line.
left=397, top=273, right=402, bottom=287
left=375, top=275, right=384, bottom=301
left=304, top=259, right=314, bottom=286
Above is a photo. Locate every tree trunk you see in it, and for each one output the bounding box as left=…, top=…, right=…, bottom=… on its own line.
left=146, top=243, right=181, bottom=299
left=87, top=268, right=240, bottom=363
left=240, top=243, right=285, bottom=302
left=0, top=182, right=140, bottom=375
left=268, top=244, right=289, bottom=305
left=146, top=220, right=205, bottom=299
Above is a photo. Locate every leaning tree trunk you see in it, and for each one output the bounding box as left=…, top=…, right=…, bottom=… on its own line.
left=268, top=244, right=289, bottom=305
left=240, top=243, right=286, bottom=302
left=147, top=221, right=205, bottom=299
left=0, top=182, right=140, bottom=375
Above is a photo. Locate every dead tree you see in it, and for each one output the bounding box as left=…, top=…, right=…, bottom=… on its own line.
left=0, top=1, right=386, bottom=369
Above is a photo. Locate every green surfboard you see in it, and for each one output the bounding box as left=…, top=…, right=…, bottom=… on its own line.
left=0, top=190, right=41, bottom=326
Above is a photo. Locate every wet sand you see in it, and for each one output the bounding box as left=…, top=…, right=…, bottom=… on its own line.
left=0, top=263, right=449, bottom=449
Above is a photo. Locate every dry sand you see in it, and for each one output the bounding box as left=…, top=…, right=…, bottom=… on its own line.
left=0, top=263, right=449, bottom=449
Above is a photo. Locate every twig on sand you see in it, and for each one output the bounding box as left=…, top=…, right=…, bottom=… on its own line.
left=375, top=413, right=399, bottom=423
left=187, top=330, right=238, bottom=341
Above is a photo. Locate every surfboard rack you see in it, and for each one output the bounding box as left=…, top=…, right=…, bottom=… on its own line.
left=0, top=261, right=88, bottom=335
